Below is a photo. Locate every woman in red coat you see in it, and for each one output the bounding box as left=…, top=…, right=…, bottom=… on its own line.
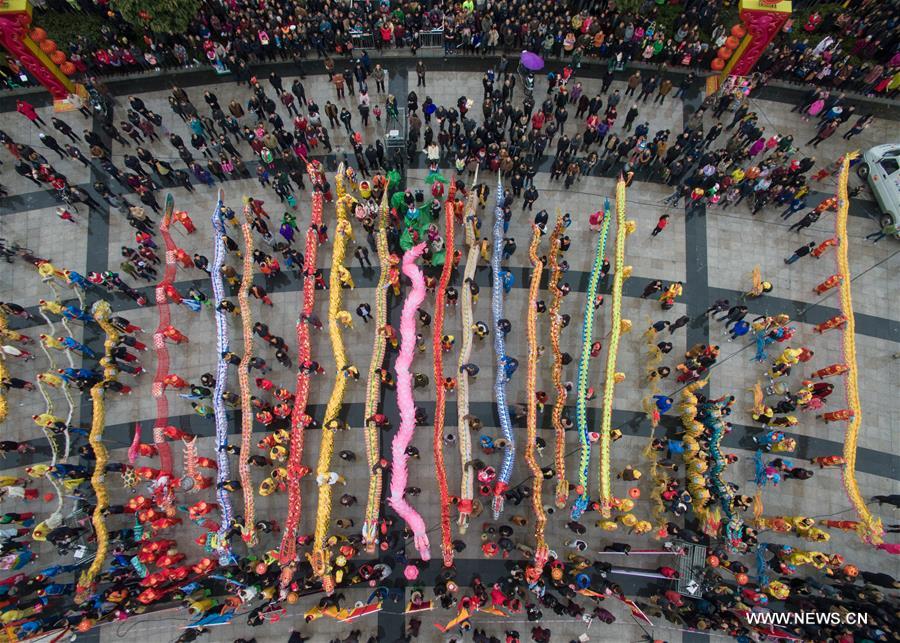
left=16, top=100, right=46, bottom=128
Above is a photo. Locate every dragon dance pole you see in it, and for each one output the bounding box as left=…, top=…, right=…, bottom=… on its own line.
left=547, top=214, right=568, bottom=507
left=237, top=200, right=257, bottom=544
left=361, top=188, right=390, bottom=550
left=310, top=168, right=354, bottom=592
left=456, top=188, right=479, bottom=532
left=209, top=192, right=235, bottom=561
left=431, top=189, right=457, bottom=567
left=832, top=152, right=884, bottom=545
left=76, top=300, right=119, bottom=601
left=598, top=178, right=633, bottom=516
left=388, top=242, right=431, bottom=560
left=524, top=225, right=548, bottom=581
left=572, top=202, right=612, bottom=520
left=491, top=179, right=515, bottom=518
left=279, top=161, right=324, bottom=583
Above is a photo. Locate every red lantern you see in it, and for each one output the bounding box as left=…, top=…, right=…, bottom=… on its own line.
left=39, top=39, right=57, bottom=54
left=628, top=487, right=641, bottom=499
left=30, top=27, right=47, bottom=43
left=736, top=573, right=749, bottom=585
left=725, top=36, right=741, bottom=50
left=51, top=50, right=66, bottom=65
left=60, top=61, right=76, bottom=76
left=707, top=555, right=720, bottom=567
left=711, top=57, right=726, bottom=71
left=731, top=24, right=747, bottom=39
left=717, top=46, right=733, bottom=60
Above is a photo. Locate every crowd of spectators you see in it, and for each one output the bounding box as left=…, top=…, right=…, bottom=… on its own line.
left=3, top=0, right=898, bottom=99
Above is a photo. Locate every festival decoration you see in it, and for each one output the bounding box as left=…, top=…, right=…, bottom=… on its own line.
left=33, top=267, right=78, bottom=465
left=524, top=225, right=548, bottom=579
left=237, top=200, right=257, bottom=544
left=680, top=380, right=711, bottom=515
left=708, top=401, right=742, bottom=547
left=547, top=214, right=569, bottom=508
left=75, top=300, right=118, bottom=601
left=719, top=1, right=793, bottom=79
left=0, top=0, right=79, bottom=102
left=434, top=603, right=511, bottom=633
left=209, top=192, right=235, bottom=561
left=279, top=161, right=324, bottom=580
left=598, top=178, right=632, bottom=516
left=30, top=265, right=81, bottom=535
left=310, top=167, right=355, bottom=590
left=431, top=190, right=456, bottom=567
left=755, top=515, right=830, bottom=542
left=456, top=187, right=480, bottom=531
left=151, top=195, right=177, bottom=489
left=5, top=304, right=65, bottom=537
left=362, top=186, right=390, bottom=550
left=572, top=200, right=611, bottom=519
left=0, top=314, right=8, bottom=425
left=304, top=600, right=383, bottom=623
left=388, top=242, right=431, bottom=560
left=831, top=152, right=884, bottom=545
left=182, top=434, right=202, bottom=493
left=679, top=379, right=743, bottom=547
left=491, top=179, right=515, bottom=518
left=456, top=189, right=480, bottom=534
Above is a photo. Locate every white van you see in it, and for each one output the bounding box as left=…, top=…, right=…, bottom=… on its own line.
left=858, top=144, right=900, bottom=234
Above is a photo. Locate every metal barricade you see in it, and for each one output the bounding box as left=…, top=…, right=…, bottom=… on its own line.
left=418, top=28, right=444, bottom=49
left=350, top=31, right=375, bottom=50
left=675, top=540, right=708, bottom=597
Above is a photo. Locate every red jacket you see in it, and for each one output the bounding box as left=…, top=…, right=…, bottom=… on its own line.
left=16, top=101, right=37, bottom=120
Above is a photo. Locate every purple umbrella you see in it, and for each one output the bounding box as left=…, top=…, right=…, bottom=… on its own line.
left=520, top=50, right=544, bottom=71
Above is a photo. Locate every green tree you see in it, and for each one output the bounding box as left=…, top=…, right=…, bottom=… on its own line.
left=113, top=0, right=201, bottom=34
left=613, top=0, right=643, bottom=14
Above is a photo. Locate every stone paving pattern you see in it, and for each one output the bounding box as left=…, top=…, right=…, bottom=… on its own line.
left=0, top=62, right=898, bottom=643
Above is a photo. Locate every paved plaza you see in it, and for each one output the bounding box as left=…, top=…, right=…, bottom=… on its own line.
left=0, top=56, right=898, bottom=643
